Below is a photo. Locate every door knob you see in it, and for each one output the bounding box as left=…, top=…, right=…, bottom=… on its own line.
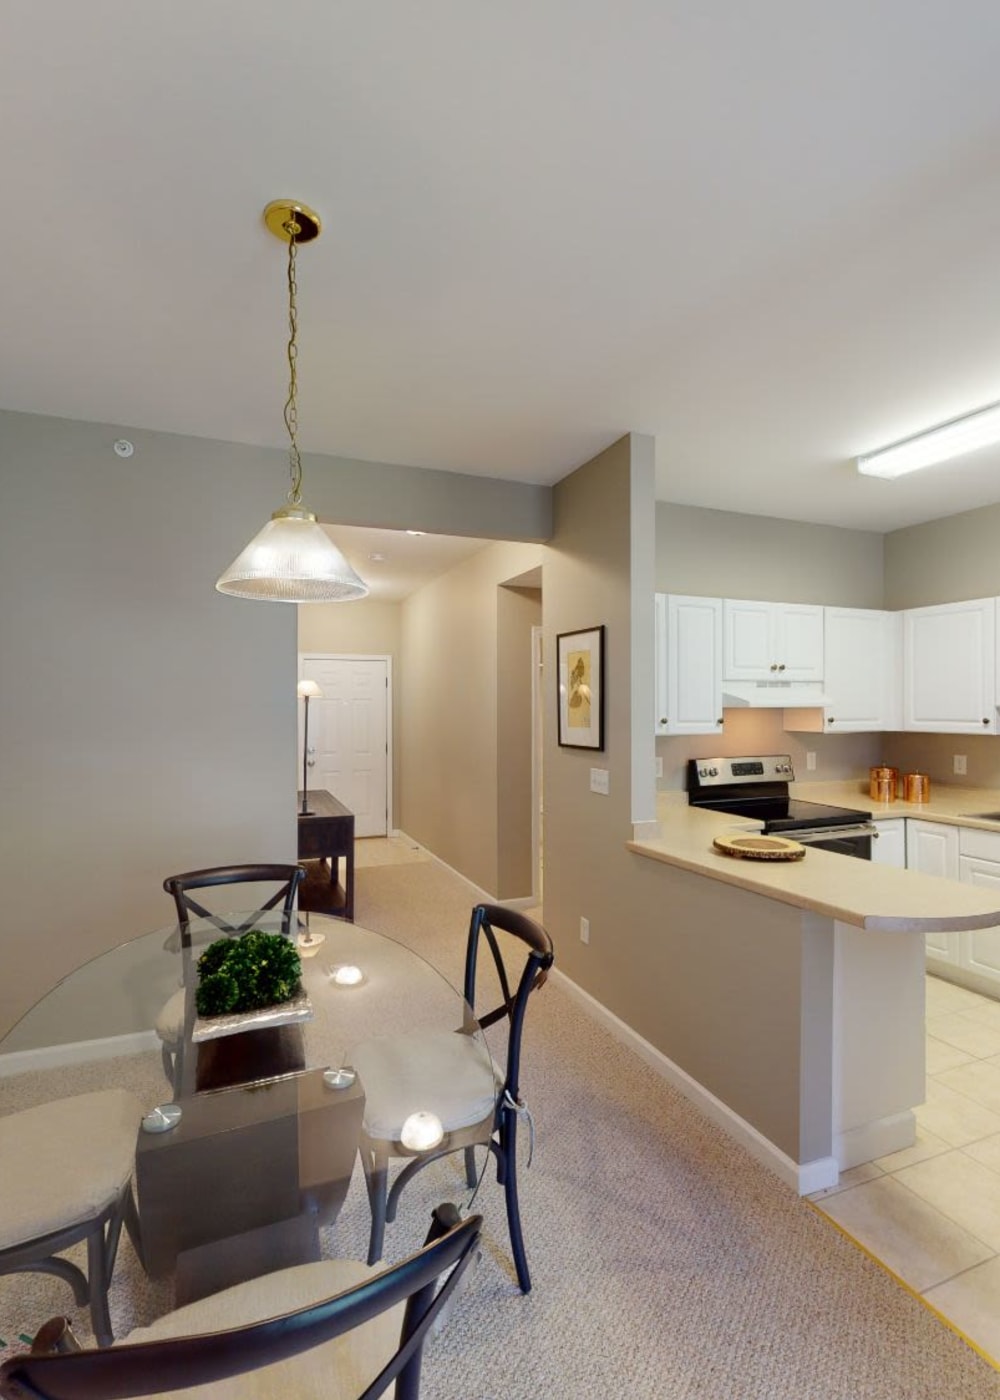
left=307, top=757, right=316, bottom=768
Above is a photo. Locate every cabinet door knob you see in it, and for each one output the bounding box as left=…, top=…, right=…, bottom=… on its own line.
left=770, top=663, right=778, bottom=672
left=828, top=716, right=836, bottom=724
left=660, top=717, right=668, bottom=725
left=716, top=717, right=724, bottom=725
left=985, top=718, right=991, bottom=726
left=778, top=663, right=786, bottom=671
left=872, top=828, right=880, bottom=839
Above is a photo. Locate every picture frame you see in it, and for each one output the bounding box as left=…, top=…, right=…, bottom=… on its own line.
left=557, top=625, right=605, bottom=750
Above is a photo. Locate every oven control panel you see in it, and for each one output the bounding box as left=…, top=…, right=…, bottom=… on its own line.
left=688, top=754, right=795, bottom=787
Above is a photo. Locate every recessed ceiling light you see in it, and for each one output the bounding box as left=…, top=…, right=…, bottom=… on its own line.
left=406, top=530, right=426, bottom=537
left=369, top=552, right=386, bottom=562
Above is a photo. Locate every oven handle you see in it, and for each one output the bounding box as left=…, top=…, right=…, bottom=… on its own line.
left=789, top=822, right=875, bottom=845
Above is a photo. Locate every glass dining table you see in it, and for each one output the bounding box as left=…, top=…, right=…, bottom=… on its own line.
left=0, top=910, right=495, bottom=1324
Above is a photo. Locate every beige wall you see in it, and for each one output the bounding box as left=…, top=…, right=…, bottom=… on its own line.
left=497, top=586, right=542, bottom=897
left=298, top=600, right=403, bottom=827
left=399, top=540, right=545, bottom=895
left=543, top=435, right=817, bottom=1158
left=657, top=503, right=885, bottom=606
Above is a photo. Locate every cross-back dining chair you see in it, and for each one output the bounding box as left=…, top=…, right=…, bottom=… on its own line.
left=351, top=903, right=553, bottom=1293
left=0, top=1204, right=481, bottom=1400
left=156, top=863, right=305, bottom=1086
left=0, top=1089, right=144, bottom=1347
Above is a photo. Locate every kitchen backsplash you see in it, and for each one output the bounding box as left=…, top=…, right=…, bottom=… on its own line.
left=656, top=709, right=881, bottom=790
left=881, top=732, right=1000, bottom=788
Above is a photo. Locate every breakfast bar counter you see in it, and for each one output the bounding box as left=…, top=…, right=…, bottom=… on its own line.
left=623, top=792, right=1000, bottom=1195
left=627, top=794, right=1000, bottom=932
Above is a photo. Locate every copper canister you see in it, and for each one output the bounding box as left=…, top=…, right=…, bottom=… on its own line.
left=869, top=765, right=899, bottom=801
left=904, top=772, right=930, bottom=803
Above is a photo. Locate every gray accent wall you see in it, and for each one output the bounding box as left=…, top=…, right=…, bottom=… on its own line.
left=0, top=408, right=554, bottom=1037
left=884, top=501, right=1000, bottom=609
left=657, top=503, right=885, bottom=606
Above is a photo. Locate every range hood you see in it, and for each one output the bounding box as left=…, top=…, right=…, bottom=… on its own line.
left=722, top=681, right=833, bottom=709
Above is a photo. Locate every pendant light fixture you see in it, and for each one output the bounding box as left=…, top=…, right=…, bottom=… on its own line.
left=216, top=200, right=369, bottom=603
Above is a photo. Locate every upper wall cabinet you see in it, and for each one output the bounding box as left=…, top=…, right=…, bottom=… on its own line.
left=722, top=599, right=824, bottom=682
left=902, top=597, right=996, bottom=734
left=655, top=593, right=724, bottom=736
left=824, top=607, right=902, bottom=733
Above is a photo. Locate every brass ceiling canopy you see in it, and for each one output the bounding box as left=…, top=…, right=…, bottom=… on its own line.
left=263, top=199, right=322, bottom=244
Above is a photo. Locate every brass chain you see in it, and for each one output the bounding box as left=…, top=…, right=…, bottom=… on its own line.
left=283, top=218, right=303, bottom=504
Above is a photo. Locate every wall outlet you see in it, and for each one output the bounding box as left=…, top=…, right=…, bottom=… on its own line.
left=590, top=767, right=610, bottom=794
left=954, top=754, right=968, bottom=776
left=806, top=751, right=817, bottom=772
left=654, top=756, right=663, bottom=778
left=579, top=916, right=590, bottom=944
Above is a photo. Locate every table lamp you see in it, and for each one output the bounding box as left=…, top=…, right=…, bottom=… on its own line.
left=297, top=679, right=322, bottom=814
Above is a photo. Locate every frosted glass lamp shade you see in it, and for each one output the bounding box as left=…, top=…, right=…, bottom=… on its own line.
left=297, top=679, right=322, bottom=699
left=216, top=508, right=369, bottom=603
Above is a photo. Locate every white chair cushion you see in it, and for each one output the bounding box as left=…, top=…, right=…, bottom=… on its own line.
left=154, top=987, right=185, bottom=1043
left=0, top=1089, right=142, bottom=1249
left=122, top=1257, right=401, bottom=1400
left=351, top=1029, right=500, bottom=1140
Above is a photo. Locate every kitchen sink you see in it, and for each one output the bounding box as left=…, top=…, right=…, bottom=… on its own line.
left=963, top=812, right=1000, bottom=822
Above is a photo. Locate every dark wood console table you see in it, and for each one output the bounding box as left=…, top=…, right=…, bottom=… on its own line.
left=297, top=789, right=355, bottom=921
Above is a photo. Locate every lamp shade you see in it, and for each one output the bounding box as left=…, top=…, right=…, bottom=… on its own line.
left=216, top=508, right=369, bottom=603
left=297, top=679, right=322, bottom=699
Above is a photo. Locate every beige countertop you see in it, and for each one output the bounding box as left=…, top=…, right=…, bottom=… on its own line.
left=628, top=785, right=1000, bottom=934
left=790, top=778, right=1000, bottom=831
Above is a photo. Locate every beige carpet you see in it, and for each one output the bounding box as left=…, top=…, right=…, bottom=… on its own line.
left=3, top=852, right=1000, bottom=1397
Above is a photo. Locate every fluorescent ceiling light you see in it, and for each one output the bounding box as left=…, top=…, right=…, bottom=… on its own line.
left=857, top=401, right=1000, bottom=479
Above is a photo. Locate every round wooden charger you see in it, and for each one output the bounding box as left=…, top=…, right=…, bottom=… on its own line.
left=713, top=833, right=806, bottom=862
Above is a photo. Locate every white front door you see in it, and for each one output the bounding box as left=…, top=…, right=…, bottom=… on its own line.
left=299, top=655, right=390, bottom=837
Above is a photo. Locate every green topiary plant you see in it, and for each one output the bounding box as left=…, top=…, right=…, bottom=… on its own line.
left=195, top=929, right=303, bottom=1018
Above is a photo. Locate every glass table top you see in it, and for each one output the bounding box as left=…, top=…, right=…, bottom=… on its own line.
left=0, top=910, right=496, bottom=1308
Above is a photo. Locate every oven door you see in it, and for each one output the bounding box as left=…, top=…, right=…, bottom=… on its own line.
left=781, top=823, right=874, bottom=860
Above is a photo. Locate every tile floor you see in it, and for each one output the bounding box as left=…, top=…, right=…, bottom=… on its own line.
left=811, top=974, right=1000, bottom=1363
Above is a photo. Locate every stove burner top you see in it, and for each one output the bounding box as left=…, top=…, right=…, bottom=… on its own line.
left=686, top=754, right=871, bottom=833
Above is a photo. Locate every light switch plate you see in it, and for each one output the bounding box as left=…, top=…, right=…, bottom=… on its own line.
left=954, top=754, right=967, bottom=776
left=590, top=767, right=610, bottom=794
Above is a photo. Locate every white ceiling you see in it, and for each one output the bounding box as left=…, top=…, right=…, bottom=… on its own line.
left=325, top=525, right=489, bottom=602
left=6, top=3, right=1000, bottom=533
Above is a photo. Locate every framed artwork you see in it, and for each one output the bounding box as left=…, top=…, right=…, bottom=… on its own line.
left=557, top=625, right=605, bottom=750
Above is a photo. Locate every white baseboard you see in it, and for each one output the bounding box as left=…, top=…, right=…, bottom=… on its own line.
left=0, top=1029, right=160, bottom=1078
left=835, top=1111, right=914, bottom=1171
left=550, top=967, right=838, bottom=1196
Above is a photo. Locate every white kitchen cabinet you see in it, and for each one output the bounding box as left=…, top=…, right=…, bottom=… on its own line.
left=871, top=818, right=906, bottom=868
left=822, top=608, right=902, bottom=733
left=784, top=608, right=903, bottom=735
left=902, top=597, right=996, bottom=734
left=906, top=819, right=961, bottom=965
left=654, top=593, right=724, bottom=736
left=722, top=599, right=824, bottom=682
left=958, top=827, right=1000, bottom=990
